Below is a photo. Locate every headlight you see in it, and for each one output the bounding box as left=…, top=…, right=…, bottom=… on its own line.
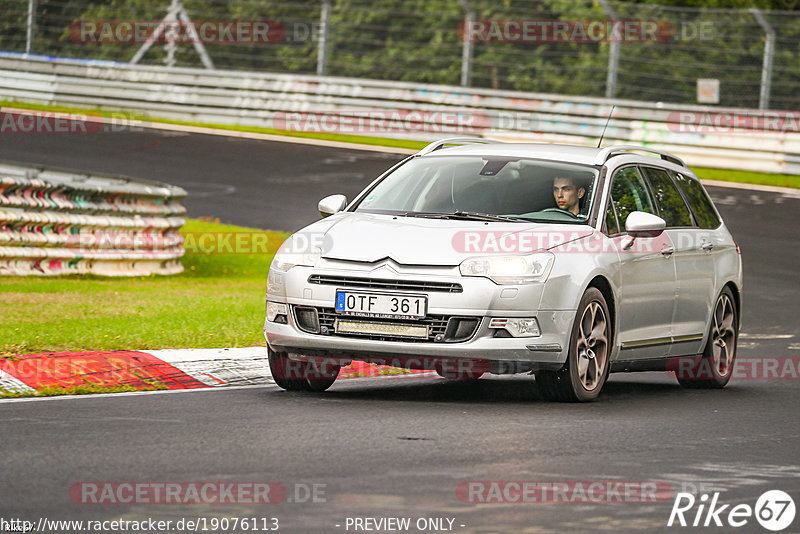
left=489, top=317, right=541, bottom=337
left=270, top=234, right=323, bottom=272
left=266, top=301, right=288, bottom=322
left=459, top=252, right=554, bottom=284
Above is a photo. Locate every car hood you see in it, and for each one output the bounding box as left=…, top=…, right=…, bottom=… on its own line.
left=307, top=212, right=593, bottom=266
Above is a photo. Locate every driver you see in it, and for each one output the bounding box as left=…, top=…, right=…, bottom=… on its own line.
left=552, top=175, right=585, bottom=216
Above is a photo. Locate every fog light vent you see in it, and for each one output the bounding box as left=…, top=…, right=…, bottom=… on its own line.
left=444, top=317, right=480, bottom=342
left=294, top=306, right=320, bottom=333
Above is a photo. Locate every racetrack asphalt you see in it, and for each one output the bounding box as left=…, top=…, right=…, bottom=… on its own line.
left=2, top=126, right=799, bottom=533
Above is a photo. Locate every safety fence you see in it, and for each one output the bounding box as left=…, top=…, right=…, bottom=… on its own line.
left=1, top=54, right=799, bottom=175
left=2, top=0, right=800, bottom=110
left=0, top=161, right=186, bottom=276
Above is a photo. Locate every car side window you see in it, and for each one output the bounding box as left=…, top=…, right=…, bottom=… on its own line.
left=642, top=166, right=693, bottom=227
left=609, top=166, right=654, bottom=229
left=672, top=172, right=722, bottom=230
left=604, top=199, right=620, bottom=235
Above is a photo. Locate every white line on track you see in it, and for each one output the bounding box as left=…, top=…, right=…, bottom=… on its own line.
left=701, top=179, right=800, bottom=197
left=6, top=106, right=799, bottom=196
left=740, top=333, right=795, bottom=339
left=114, top=121, right=800, bottom=197
left=0, top=384, right=273, bottom=404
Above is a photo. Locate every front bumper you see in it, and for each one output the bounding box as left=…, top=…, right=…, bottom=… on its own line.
left=264, top=262, right=576, bottom=372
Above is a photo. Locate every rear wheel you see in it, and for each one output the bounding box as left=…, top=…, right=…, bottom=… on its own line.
left=676, top=287, right=737, bottom=389
left=536, top=287, right=611, bottom=402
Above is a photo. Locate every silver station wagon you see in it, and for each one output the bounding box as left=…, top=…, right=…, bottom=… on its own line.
left=264, top=139, right=742, bottom=401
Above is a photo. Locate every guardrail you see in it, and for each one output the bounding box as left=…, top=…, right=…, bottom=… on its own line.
left=0, top=53, right=798, bottom=175
left=0, top=160, right=186, bottom=276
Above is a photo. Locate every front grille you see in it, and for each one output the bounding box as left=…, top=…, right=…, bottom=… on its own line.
left=307, top=274, right=462, bottom=293
left=296, top=306, right=479, bottom=343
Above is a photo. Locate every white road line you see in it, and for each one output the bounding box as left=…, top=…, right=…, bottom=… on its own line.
left=0, top=384, right=273, bottom=404
left=0, top=107, right=417, bottom=155
left=99, top=120, right=800, bottom=197
left=740, top=333, right=795, bottom=339
left=134, top=120, right=419, bottom=154
left=701, top=179, right=800, bottom=197
left=5, top=106, right=799, bottom=196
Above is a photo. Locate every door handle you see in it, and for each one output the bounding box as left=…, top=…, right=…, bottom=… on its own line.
left=661, top=246, right=675, bottom=256
left=701, top=242, right=714, bottom=251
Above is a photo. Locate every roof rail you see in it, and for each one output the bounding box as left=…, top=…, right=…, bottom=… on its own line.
left=595, top=145, right=685, bottom=167
left=418, top=137, right=503, bottom=155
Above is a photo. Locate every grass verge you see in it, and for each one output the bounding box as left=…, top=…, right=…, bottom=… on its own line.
left=0, top=381, right=168, bottom=398
left=0, top=218, right=287, bottom=355
left=4, top=100, right=798, bottom=189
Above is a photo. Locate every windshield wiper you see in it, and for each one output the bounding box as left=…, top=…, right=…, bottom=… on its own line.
left=450, top=211, right=530, bottom=222
left=401, top=211, right=530, bottom=222
left=400, top=211, right=454, bottom=219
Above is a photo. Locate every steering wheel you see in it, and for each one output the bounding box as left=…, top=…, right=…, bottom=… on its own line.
left=540, top=207, right=580, bottom=219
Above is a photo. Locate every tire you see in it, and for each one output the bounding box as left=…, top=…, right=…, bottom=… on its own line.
left=268, top=347, right=309, bottom=391
left=304, top=358, right=341, bottom=392
left=434, top=359, right=485, bottom=380
left=536, top=287, right=611, bottom=402
left=676, top=287, right=737, bottom=389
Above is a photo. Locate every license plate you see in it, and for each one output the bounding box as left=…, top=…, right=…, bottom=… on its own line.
left=335, top=290, right=427, bottom=319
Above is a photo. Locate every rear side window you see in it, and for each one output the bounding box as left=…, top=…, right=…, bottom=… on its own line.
left=673, top=173, right=722, bottom=229
left=609, top=166, right=654, bottom=228
left=642, top=167, right=693, bottom=227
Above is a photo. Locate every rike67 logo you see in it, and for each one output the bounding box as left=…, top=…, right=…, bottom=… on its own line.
left=668, top=490, right=795, bottom=531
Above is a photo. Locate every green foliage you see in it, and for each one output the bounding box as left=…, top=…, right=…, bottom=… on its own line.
left=5, top=0, right=800, bottom=108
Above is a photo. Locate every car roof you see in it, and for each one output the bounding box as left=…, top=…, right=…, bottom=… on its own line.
left=420, top=143, right=605, bottom=166
left=419, top=141, right=686, bottom=169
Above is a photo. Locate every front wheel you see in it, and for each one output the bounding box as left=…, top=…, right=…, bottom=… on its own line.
left=305, top=359, right=341, bottom=392
left=676, top=287, right=737, bottom=389
left=268, top=347, right=341, bottom=392
left=536, top=287, right=611, bottom=402
left=268, top=347, right=308, bottom=391
left=434, top=359, right=485, bottom=380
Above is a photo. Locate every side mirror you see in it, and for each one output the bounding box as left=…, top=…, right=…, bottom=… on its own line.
left=625, top=211, right=666, bottom=235
left=318, top=194, right=347, bottom=218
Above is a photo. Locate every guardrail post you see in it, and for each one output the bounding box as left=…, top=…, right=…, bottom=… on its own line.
left=458, top=0, right=475, bottom=87
left=316, top=0, right=332, bottom=76
left=598, top=0, right=620, bottom=99
left=750, top=8, right=775, bottom=110
left=25, top=0, right=36, bottom=55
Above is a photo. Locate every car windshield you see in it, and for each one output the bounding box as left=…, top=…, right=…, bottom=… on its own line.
left=354, top=155, right=600, bottom=223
